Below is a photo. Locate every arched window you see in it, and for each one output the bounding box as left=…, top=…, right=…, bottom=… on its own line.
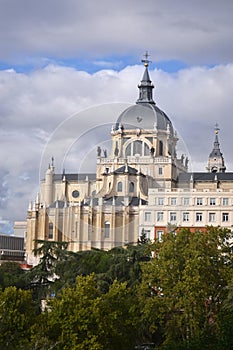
left=129, top=182, right=134, bottom=193
left=48, top=222, right=53, bottom=239
left=117, top=182, right=123, bottom=192
left=104, top=221, right=110, bottom=238
left=125, top=140, right=150, bottom=157
left=159, top=140, right=163, bottom=156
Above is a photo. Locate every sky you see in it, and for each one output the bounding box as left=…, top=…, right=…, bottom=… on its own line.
left=0, top=0, right=233, bottom=233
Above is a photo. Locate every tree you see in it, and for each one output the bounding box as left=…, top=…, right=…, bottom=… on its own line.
left=97, top=279, right=139, bottom=350
left=137, top=227, right=233, bottom=348
left=36, top=274, right=139, bottom=350
left=138, top=229, right=150, bottom=245
left=0, top=286, right=37, bottom=349
left=27, top=240, right=69, bottom=301
left=216, top=282, right=233, bottom=350
left=0, top=262, right=26, bottom=290
left=53, top=244, right=151, bottom=294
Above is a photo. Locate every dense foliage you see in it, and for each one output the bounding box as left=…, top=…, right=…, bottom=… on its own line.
left=0, top=227, right=232, bottom=349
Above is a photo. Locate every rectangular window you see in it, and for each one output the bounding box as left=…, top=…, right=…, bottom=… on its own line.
left=210, top=198, right=216, bottom=205
left=145, top=212, right=151, bottom=222
left=222, top=198, right=229, bottom=206
left=144, top=230, right=151, bottom=240
left=104, top=222, right=110, bottom=238
left=157, top=212, right=164, bottom=221
left=157, top=230, right=164, bottom=242
left=197, top=198, right=203, bottom=205
left=48, top=223, right=53, bottom=239
left=87, top=221, right=91, bottom=240
left=170, top=212, right=177, bottom=222
left=183, top=212, right=189, bottom=222
left=209, top=213, right=216, bottom=222
left=196, top=212, right=203, bottom=222
left=222, top=213, right=229, bottom=222
left=183, top=197, right=190, bottom=206
left=158, top=167, right=163, bottom=175
left=171, top=197, right=177, bottom=205
left=158, top=197, right=164, bottom=206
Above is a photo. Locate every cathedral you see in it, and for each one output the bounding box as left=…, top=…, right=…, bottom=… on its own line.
left=25, top=55, right=232, bottom=264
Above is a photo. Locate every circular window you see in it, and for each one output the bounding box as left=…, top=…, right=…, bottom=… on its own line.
left=72, top=190, right=80, bottom=198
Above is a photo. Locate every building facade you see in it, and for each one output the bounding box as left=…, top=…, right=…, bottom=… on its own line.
left=0, top=234, right=25, bottom=263
left=25, top=56, right=232, bottom=264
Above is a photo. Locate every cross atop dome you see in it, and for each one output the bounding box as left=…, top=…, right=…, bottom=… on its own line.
left=136, top=51, right=155, bottom=105
left=141, top=51, right=152, bottom=67
left=215, top=123, right=219, bottom=135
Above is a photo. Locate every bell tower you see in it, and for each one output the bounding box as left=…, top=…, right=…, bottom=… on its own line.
left=207, top=124, right=226, bottom=173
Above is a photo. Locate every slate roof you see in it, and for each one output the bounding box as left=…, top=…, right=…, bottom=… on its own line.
left=114, top=165, right=138, bottom=175
left=48, top=196, right=147, bottom=208
left=102, top=196, right=147, bottom=206
left=49, top=200, right=66, bottom=209
left=52, top=173, right=96, bottom=182
left=178, top=172, right=233, bottom=182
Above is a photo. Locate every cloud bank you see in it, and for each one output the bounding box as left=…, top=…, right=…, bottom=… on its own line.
left=0, top=63, right=233, bottom=227
left=0, top=0, right=233, bottom=232
left=0, top=0, right=233, bottom=65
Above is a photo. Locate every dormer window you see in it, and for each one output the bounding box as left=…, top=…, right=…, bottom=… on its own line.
left=129, top=182, right=134, bottom=193
left=117, top=182, right=123, bottom=192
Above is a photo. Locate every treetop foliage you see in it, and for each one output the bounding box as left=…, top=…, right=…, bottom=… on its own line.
left=0, top=227, right=232, bottom=349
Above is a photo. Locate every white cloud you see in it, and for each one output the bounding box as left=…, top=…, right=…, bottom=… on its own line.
left=0, top=63, right=233, bottom=228
left=0, top=0, right=233, bottom=65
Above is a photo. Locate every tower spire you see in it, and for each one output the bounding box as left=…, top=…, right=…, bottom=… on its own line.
left=207, top=124, right=226, bottom=173
left=136, top=51, right=155, bottom=105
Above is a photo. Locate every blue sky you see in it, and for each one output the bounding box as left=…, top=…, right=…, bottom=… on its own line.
left=0, top=56, right=189, bottom=74
left=0, top=0, right=233, bottom=233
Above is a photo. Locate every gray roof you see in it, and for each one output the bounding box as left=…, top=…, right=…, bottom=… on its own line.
left=48, top=196, right=147, bottom=208
left=102, top=196, right=147, bottom=206
left=114, top=165, right=138, bottom=175
left=115, top=103, right=173, bottom=134
left=53, top=173, right=96, bottom=182
left=178, top=172, right=233, bottom=182
left=115, top=64, right=173, bottom=134
left=209, top=133, right=222, bottom=158
left=0, top=234, right=25, bottom=260
left=0, top=234, right=24, bottom=250
left=49, top=200, right=67, bottom=208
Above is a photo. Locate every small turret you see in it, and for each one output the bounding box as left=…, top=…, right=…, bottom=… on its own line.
left=136, top=51, right=155, bottom=105
left=207, top=124, right=226, bottom=173
left=44, top=157, right=55, bottom=205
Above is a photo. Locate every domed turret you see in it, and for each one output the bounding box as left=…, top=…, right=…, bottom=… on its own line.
left=96, top=53, right=184, bottom=197
left=116, top=103, right=174, bottom=135
left=207, top=125, right=226, bottom=173
left=115, top=52, right=173, bottom=135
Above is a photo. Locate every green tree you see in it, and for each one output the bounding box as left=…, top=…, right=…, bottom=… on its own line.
left=27, top=240, right=69, bottom=300
left=215, top=282, right=233, bottom=350
left=97, top=279, right=139, bottom=350
left=138, top=227, right=233, bottom=348
left=36, top=274, right=138, bottom=350
left=0, top=286, right=37, bottom=349
left=0, top=262, right=26, bottom=290
left=54, top=244, right=151, bottom=294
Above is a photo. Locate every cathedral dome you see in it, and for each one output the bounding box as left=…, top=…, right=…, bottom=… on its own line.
left=116, top=103, right=173, bottom=135
left=115, top=55, right=173, bottom=135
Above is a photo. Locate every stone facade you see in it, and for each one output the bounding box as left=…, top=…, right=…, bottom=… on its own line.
left=25, top=57, right=232, bottom=264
